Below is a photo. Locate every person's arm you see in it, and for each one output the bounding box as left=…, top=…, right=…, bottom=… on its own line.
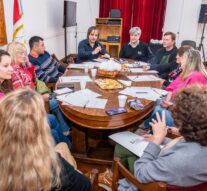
left=134, top=112, right=176, bottom=184
left=78, top=41, right=94, bottom=59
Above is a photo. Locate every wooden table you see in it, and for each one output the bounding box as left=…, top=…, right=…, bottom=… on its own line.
left=58, top=67, right=162, bottom=164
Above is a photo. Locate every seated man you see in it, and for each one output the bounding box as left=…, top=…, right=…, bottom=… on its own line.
left=28, top=36, right=66, bottom=83
left=119, top=27, right=153, bottom=62
left=77, top=26, right=110, bottom=63
left=145, top=32, right=178, bottom=79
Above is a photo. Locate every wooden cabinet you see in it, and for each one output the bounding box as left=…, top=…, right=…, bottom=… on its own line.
left=96, top=18, right=122, bottom=58
left=0, top=0, right=7, bottom=46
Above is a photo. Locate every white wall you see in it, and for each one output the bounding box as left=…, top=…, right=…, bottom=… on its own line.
left=1, top=0, right=100, bottom=59
left=163, top=0, right=207, bottom=60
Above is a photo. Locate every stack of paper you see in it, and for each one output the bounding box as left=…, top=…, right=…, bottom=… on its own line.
left=129, top=68, right=158, bottom=74
left=127, top=75, right=161, bottom=82
left=57, top=89, right=107, bottom=109
left=59, top=76, right=92, bottom=83
left=54, top=87, right=73, bottom=95
left=119, top=87, right=167, bottom=101
left=109, top=131, right=149, bottom=157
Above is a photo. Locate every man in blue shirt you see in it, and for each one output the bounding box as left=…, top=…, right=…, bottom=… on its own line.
left=28, top=36, right=65, bottom=83
left=77, top=26, right=110, bottom=63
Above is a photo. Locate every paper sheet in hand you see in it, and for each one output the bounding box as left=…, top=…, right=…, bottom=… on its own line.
left=109, top=131, right=149, bottom=157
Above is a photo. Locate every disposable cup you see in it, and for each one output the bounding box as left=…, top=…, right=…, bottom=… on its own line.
left=91, top=69, right=97, bottom=78
left=80, top=80, right=86, bottom=90
left=84, top=65, right=89, bottom=73
left=118, top=95, right=127, bottom=108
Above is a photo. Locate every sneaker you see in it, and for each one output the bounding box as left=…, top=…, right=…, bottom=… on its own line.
left=98, top=169, right=113, bottom=191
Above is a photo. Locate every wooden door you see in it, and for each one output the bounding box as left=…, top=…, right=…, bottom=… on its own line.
left=0, top=0, right=7, bottom=46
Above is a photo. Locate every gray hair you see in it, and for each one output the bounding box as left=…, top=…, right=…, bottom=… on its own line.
left=129, top=27, right=141, bottom=35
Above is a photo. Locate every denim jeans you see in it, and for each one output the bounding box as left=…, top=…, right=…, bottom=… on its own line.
left=48, top=114, right=71, bottom=148
left=144, top=98, right=174, bottom=129
left=49, top=98, right=70, bottom=132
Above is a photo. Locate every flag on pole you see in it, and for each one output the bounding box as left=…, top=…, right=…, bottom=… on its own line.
left=13, top=0, right=25, bottom=43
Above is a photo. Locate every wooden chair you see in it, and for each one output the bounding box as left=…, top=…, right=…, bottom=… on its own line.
left=112, top=158, right=207, bottom=191
left=112, top=131, right=207, bottom=191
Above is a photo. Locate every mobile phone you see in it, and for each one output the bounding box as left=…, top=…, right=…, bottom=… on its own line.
left=106, top=108, right=127, bottom=116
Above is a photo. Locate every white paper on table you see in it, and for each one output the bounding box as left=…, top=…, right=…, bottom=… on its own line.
left=129, top=68, right=158, bottom=74
left=119, top=87, right=161, bottom=101
left=54, top=87, right=73, bottom=95
left=92, top=58, right=109, bottom=63
left=67, top=64, right=85, bottom=69
left=127, top=75, right=162, bottom=82
left=83, top=61, right=101, bottom=68
left=151, top=88, right=168, bottom=96
left=57, top=89, right=102, bottom=107
left=59, top=76, right=92, bottom=83
left=109, top=131, right=149, bottom=157
left=85, top=98, right=107, bottom=109
left=118, top=79, right=132, bottom=87
left=125, top=61, right=148, bottom=68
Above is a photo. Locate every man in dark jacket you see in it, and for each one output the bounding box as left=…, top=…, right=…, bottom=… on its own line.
left=144, top=32, right=177, bottom=79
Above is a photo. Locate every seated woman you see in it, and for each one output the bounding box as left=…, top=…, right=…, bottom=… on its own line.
left=77, top=26, right=110, bottom=63
left=99, top=84, right=207, bottom=191
left=7, top=41, right=70, bottom=135
left=0, top=88, right=91, bottom=191
left=143, top=47, right=207, bottom=130
left=0, top=49, right=70, bottom=147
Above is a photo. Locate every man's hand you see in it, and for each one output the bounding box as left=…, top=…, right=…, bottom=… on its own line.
left=92, top=46, right=102, bottom=55
left=142, top=63, right=150, bottom=71
left=102, top=53, right=110, bottom=59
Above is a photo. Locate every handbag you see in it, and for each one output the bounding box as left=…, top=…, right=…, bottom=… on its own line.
left=35, top=78, right=51, bottom=94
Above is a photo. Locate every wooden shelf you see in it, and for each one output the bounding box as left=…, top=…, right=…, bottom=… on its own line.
left=96, top=18, right=122, bottom=58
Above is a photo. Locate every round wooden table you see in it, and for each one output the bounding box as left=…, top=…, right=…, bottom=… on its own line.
left=58, top=67, right=162, bottom=164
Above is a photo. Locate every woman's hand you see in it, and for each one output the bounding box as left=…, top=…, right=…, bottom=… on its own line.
left=42, top=93, right=50, bottom=101
left=149, top=111, right=167, bottom=145
left=160, top=100, right=171, bottom=108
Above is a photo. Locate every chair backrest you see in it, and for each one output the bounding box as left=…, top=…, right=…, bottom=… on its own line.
left=112, top=157, right=207, bottom=191
left=181, top=40, right=196, bottom=49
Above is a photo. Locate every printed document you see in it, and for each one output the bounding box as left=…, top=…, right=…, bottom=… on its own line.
left=109, top=131, right=149, bottom=157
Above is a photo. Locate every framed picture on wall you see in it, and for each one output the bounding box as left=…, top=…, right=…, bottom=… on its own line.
left=0, top=0, right=7, bottom=46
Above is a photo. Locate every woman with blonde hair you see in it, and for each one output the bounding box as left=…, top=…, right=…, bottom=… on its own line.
left=0, top=48, right=70, bottom=149
left=0, top=88, right=91, bottom=191
left=7, top=41, right=71, bottom=136
left=143, top=47, right=207, bottom=129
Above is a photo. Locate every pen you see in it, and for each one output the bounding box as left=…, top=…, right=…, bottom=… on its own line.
left=135, top=92, right=148, bottom=94
left=133, top=76, right=139, bottom=80
left=83, top=100, right=90, bottom=109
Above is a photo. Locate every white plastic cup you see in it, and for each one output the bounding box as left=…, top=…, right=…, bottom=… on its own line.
left=91, top=69, right=97, bottom=78
left=84, top=64, right=89, bottom=73
left=118, top=95, right=127, bottom=108
left=80, top=80, right=86, bottom=90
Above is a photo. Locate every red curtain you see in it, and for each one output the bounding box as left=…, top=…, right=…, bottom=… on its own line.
left=99, top=0, right=167, bottom=44
left=132, top=0, right=167, bottom=43
left=99, top=0, right=134, bottom=44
